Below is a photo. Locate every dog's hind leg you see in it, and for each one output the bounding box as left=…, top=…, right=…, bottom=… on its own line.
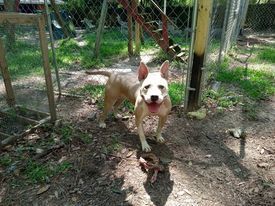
left=156, top=115, right=167, bottom=143
left=113, top=97, right=125, bottom=117
left=99, top=91, right=117, bottom=128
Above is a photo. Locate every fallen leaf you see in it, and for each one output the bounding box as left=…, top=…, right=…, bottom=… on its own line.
left=54, top=191, right=59, bottom=198
left=36, top=148, right=44, bottom=154
left=205, top=154, right=212, bottom=158
left=37, top=185, right=50, bottom=195
left=126, top=151, right=134, bottom=158
left=121, top=148, right=127, bottom=154
left=228, top=128, right=245, bottom=138
left=257, top=162, right=269, bottom=168
left=177, top=191, right=185, bottom=196
left=187, top=108, right=207, bottom=120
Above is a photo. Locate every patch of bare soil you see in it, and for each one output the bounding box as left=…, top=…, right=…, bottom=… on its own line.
left=0, top=58, right=274, bottom=206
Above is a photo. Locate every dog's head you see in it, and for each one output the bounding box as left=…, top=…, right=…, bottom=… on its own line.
left=138, top=60, right=169, bottom=113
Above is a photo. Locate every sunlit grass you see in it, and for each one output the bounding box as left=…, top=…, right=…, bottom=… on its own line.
left=217, top=66, right=275, bottom=100
left=169, top=82, right=184, bottom=105
left=256, top=47, right=275, bottom=64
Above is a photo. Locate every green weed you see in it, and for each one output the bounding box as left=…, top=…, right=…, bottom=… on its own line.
left=0, top=154, right=13, bottom=167
left=257, top=47, right=275, bottom=64
left=102, top=134, right=122, bottom=155
left=24, top=161, right=50, bottom=183
left=169, top=82, right=184, bottom=105
left=24, top=161, right=72, bottom=183
left=122, top=100, right=134, bottom=112
left=204, top=88, right=241, bottom=108
left=54, top=124, right=74, bottom=144
left=76, top=84, right=105, bottom=97
left=79, top=133, right=92, bottom=144
left=242, top=101, right=259, bottom=120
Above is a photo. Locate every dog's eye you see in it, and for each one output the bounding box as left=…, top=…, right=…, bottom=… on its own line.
left=158, top=85, right=164, bottom=90
left=144, top=85, right=150, bottom=89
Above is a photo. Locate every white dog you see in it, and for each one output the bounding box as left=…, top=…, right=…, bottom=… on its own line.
left=86, top=61, right=172, bottom=152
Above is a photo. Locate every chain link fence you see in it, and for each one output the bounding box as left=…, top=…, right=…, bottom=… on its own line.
left=195, top=0, right=228, bottom=98
left=1, top=0, right=273, bottom=130
left=0, top=15, right=54, bottom=139
left=243, top=1, right=275, bottom=35
left=1, top=0, right=195, bottom=100
left=0, top=0, right=195, bottom=137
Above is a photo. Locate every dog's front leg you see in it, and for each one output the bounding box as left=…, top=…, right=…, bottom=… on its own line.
left=135, top=113, right=151, bottom=152
left=156, top=115, right=167, bottom=143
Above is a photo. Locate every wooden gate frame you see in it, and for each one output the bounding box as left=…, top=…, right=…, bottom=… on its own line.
left=0, top=12, right=56, bottom=147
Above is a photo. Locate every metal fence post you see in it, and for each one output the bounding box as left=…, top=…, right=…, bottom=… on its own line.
left=218, top=0, right=231, bottom=64
left=44, top=0, right=61, bottom=97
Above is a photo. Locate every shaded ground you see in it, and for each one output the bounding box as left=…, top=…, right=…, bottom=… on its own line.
left=1, top=93, right=274, bottom=206
left=0, top=43, right=275, bottom=206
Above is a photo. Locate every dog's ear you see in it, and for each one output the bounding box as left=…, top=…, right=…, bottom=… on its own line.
left=138, top=62, right=149, bottom=81
left=160, top=60, right=169, bottom=79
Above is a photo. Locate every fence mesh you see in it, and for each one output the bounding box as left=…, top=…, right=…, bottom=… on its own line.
left=2, top=0, right=194, bottom=101
left=243, top=2, right=275, bottom=35
left=0, top=0, right=195, bottom=137
left=0, top=21, right=52, bottom=136
left=1, top=0, right=274, bottom=130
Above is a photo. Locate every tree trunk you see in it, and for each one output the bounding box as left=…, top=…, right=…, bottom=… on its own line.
left=4, top=0, right=16, bottom=50
left=49, top=0, right=71, bottom=38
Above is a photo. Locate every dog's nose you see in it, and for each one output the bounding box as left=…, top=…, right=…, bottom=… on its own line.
left=151, top=95, right=159, bottom=102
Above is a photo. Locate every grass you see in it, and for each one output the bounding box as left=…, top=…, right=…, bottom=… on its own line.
left=55, top=29, right=164, bottom=69
left=79, top=133, right=93, bottom=144
left=169, top=82, right=184, bottom=105
left=242, top=101, right=260, bottom=120
left=0, top=154, right=13, bottom=167
left=230, top=44, right=275, bottom=65
left=203, top=88, right=241, bottom=109
left=74, top=84, right=105, bottom=97
left=102, top=134, right=122, bottom=155
left=205, top=55, right=275, bottom=119
left=74, top=81, right=184, bottom=108
left=5, top=41, right=43, bottom=79
left=257, top=47, right=275, bottom=64
left=56, top=29, right=130, bottom=68
left=24, top=161, right=72, bottom=183
left=1, top=28, right=190, bottom=80
left=216, top=59, right=275, bottom=100
left=0, top=151, right=72, bottom=184
left=53, top=124, right=74, bottom=144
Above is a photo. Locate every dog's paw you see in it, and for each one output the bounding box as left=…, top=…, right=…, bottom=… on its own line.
left=141, top=141, right=151, bottom=152
left=99, top=122, right=106, bottom=128
left=156, top=134, right=165, bottom=143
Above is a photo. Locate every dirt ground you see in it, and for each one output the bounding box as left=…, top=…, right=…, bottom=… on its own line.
left=0, top=51, right=275, bottom=206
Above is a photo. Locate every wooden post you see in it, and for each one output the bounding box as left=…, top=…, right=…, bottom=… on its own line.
left=127, top=0, right=133, bottom=56
left=185, top=0, right=213, bottom=111
left=162, top=13, right=169, bottom=51
left=37, top=15, right=57, bottom=121
left=0, top=38, right=15, bottom=107
left=133, top=0, right=140, bottom=55
left=95, top=0, right=108, bottom=58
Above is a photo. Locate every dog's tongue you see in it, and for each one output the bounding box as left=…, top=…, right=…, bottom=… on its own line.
left=147, top=102, right=160, bottom=113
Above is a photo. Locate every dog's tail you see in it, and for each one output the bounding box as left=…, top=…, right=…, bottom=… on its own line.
left=85, top=70, right=112, bottom=77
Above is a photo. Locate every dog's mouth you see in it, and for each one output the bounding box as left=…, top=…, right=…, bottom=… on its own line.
left=146, top=102, right=161, bottom=113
